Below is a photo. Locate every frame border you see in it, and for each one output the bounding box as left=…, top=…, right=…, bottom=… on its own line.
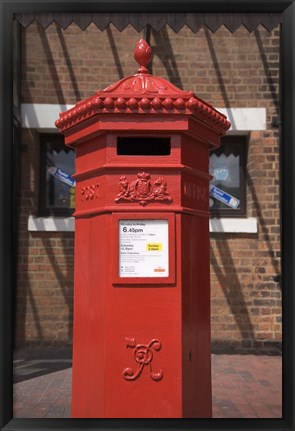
left=1, top=1, right=294, bottom=430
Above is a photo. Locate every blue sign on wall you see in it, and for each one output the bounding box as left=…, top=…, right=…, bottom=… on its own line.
left=209, top=184, right=240, bottom=209
left=48, top=167, right=76, bottom=187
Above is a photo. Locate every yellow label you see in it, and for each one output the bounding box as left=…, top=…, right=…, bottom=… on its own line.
left=69, top=187, right=76, bottom=209
left=146, top=243, right=162, bottom=251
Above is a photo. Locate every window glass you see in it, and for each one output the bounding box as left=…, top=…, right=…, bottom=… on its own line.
left=209, top=136, right=247, bottom=217
left=39, top=134, right=75, bottom=216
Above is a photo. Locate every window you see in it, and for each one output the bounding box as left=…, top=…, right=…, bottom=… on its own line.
left=209, top=135, right=247, bottom=217
left=39, top=134, right=75, bottom=216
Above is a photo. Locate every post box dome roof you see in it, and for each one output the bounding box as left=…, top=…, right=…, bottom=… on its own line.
left=55, top=39, right=230, bottom=133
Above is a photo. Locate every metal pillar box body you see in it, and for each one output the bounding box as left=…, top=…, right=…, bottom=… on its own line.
left=55, top=40, right=230, bottom=418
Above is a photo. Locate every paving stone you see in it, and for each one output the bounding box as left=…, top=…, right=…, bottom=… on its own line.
left=13, top=350, right=282, bottom=418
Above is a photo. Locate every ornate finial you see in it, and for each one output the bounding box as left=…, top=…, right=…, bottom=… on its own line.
left=134, top=39, right=152, bottom=74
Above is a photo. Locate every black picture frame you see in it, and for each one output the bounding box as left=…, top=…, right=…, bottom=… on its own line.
left=1, top=1, right=294, bottom=431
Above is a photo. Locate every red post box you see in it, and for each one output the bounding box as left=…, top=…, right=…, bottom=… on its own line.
left=55, top=39, right=230, bottom=418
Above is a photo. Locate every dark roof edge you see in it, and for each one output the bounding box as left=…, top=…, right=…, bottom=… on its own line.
left=14, top=12, right=281, bottom=33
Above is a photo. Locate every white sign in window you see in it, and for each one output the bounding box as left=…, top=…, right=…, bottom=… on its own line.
left=119, top=219, right=169, bottom=278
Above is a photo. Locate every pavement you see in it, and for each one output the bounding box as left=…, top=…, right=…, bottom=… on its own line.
left=13, top=349, right=282, bottom=419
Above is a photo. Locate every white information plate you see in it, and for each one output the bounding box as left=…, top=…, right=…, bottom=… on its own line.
left=119, top=219, right=169, bottom=278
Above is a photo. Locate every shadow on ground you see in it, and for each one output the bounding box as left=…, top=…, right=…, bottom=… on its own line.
left=13, top=348, right=72, bottom=383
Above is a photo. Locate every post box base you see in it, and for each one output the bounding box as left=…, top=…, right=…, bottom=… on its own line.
left=71, top=213, right=212, bottom=419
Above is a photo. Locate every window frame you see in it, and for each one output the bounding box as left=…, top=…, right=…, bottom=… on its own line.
left=38, top=133, right=75, bottom=217
left=209, top=134, right=248, bottom=218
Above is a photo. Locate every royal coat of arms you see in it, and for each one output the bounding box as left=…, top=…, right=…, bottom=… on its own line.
left=115, top=172, right=173, bottom=206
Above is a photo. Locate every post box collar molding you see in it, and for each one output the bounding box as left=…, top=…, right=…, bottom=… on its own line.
left=55, top=39, right=231, bottom=134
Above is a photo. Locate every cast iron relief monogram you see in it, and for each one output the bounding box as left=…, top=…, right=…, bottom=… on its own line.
left=81, top=183, right=100, bottom=202
left=115, top=172, right=173, bottom=206
left=123, top=338, right=163, bottom=381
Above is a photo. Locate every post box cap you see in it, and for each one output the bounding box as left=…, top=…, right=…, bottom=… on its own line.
left=55, top=39, right=230, bottom=133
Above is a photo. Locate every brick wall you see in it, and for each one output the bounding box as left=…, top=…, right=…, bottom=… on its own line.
left=17, top=22, right=281, bottom=352
left=15, top=128, right=74, bottom=346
